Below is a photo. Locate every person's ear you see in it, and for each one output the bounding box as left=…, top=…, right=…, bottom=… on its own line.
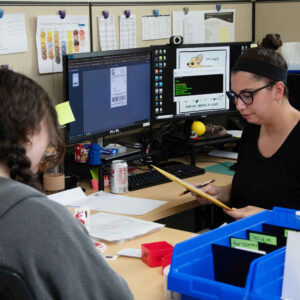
left=273, top=81, right=285, bottom=101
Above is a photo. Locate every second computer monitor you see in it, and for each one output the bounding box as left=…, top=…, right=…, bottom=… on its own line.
left=151, top=42, right=251, bottom=122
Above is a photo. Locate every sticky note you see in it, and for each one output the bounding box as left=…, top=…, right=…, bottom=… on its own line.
left=219, top=27, right=229, bottom=42
left=231, top=238, right=259, bottom=250
left=55, top=101, right=75, bottom=126
left=249, top=232, right=277, bottom=246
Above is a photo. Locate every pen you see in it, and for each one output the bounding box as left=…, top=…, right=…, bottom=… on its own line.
left=180, top=179, right=215, bottom=196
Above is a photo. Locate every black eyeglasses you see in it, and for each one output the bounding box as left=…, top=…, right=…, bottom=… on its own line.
left=226, top=82, right=275, bottom=106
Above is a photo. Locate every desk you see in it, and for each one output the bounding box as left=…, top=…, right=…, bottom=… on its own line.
left=104, top=227, right=197, bottom=300
left=81, top=155, right=234, bottom=222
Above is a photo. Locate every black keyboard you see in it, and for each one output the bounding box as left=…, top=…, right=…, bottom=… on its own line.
left=128, top=162, right=205, bottom=191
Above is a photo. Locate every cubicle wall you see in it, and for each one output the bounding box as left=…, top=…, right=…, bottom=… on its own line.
left=0, top=3, right=90, bottom=103
left=0, top=1, right=252, bottom=104
left=91, top=2, right=252, bottom=51
left=255, top=1, right=300, bottom=43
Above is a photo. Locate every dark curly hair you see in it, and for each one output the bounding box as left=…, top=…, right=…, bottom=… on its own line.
left=233, top=33, right=288, bottom=96
left=0, top=69, right=65, bottom=190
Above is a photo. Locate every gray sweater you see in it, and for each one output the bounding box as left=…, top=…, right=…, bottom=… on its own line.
left=0, top=177, right=133, bottom=300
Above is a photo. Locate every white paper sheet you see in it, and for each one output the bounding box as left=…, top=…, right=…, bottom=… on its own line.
left=48, top=188, right=166, bottom=215
left=172, top=11, right=204, bottom=44
left=204, top=10, right=235, bottom=43
left=282, top=231, right=300, bottom=300
left=47, top=187, right=86, bottom=205
left=142, top=15, right=171, bottom=41
left=89, top=212, right=165, bottom=243
left=98, top=16, right=117, bottom=51
left=36, top=15, right=90, bottom=74
left=281, top=42, right=300, bottom=71
left=120, top=15, right=136, bottom=49
left=0, top=14, right=27, bottom=55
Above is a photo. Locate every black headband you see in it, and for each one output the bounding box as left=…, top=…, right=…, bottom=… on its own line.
left=232, top=57, right=287, bottom=84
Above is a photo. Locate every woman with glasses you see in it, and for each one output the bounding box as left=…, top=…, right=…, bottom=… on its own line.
left=196, top=34, right=300, bottom=220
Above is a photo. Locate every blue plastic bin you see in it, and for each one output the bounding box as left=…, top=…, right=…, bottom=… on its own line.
left=168, top=207, right=300, bottom=300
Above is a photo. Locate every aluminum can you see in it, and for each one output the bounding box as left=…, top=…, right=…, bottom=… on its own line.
left=110, top=160, right=128, bottom=193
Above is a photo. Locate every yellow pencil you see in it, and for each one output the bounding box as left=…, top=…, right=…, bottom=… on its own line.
left=151, top=165, right=232, bottom=210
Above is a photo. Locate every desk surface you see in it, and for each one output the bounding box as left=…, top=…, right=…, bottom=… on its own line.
left=104, top=227, right=197, bottom=300
left=83, top=155, right=234, bottom=299
left=82, top=155, right=234, bottom=221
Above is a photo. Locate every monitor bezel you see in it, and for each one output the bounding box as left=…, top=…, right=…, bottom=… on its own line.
left=63, top=47, right=151, bottom=145
left=150, top=41, right=252, bottom=123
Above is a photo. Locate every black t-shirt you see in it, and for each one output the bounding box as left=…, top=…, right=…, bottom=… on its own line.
left=230, top=122, right=300, bottom=210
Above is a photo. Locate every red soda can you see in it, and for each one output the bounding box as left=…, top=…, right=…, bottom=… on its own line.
left=110, top=160, right=128, bottom=193
left=74, top=143, right=89, bottom=163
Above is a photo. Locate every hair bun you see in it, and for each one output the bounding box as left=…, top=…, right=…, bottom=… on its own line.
left=260, top=33, right=283, bottom=50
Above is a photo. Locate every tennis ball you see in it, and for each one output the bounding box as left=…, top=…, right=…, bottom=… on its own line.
left=191, top=121, right=206, bottom=136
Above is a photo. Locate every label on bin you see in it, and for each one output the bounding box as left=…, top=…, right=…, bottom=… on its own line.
left=249, top=232, right=277, bottom=246
left=230, top=238, right=259, bottom=250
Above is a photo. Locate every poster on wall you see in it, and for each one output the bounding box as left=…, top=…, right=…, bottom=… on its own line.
left=36, top=15, right=90, bottom=74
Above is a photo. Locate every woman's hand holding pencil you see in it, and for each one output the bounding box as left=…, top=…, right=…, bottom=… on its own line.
left=179, top=179, right=215, bottom=196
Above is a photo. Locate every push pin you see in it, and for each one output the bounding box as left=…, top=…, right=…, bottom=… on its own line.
left=103, top=10, right=109, bottom=19
left=125, top=9, right=130, bottom=18
left=59, top=10, right=66, bottom=19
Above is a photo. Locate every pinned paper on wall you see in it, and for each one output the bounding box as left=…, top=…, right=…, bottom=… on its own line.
left=55, top=101, right=75, bottom=125
left=98, top=15, right=117, bottom=51
left=0, top=13, right=27, bottom=55
left=36, top=15, right=90, bottom=74
left=120, top=15, right=136, bottom=49
left=204, top=10, right=235, bottom=43
left=173, top=11, right=204, bottom=44
left=142, top=15, right=171, bottom=41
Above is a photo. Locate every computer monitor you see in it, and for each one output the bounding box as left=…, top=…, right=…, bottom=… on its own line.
left=151, top=42, right=251, bottom=122
left=63, top=48, right=151, bottom=144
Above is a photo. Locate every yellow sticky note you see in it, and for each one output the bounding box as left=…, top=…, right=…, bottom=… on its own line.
left=55, top=101, right=75, bottom=126
left=219, top=27, right=229, bottom=42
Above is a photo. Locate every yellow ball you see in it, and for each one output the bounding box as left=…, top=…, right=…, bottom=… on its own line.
left=191, top=121, right=206, bottom=136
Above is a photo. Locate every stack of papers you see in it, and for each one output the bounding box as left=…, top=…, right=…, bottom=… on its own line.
left=89, top=212, right=165, bottom=243
left=48, top=187, right=166, bottom=215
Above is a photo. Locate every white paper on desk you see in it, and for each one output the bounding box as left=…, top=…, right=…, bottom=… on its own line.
left=47, top=188, right=166, bottom=215
left=47, top=187, right=86, bottom=206
left=82, top=191, right=166, bottom=215
left=89, top=212, right=165, bottom=243
left=0, top=14, right=27, bottom=55
left=281, top=231, right=300, bottom=300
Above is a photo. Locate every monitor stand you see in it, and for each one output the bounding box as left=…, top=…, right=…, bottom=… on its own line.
left=97, top=137, right=141, bottom=162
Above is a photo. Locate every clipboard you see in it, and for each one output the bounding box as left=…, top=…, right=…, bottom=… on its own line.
left=151, top=165, right=232, bottom=210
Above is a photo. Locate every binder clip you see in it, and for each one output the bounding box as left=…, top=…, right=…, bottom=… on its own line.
left=153, top=9, right=159, bottom=17
left=125, top=9, right=130, bottom=18
left=103, top=10, right=109, bottom=19
left=216, top=4, right=221, bottom=12
left=59, top=10, right=66, bottom=19
left=183, top=7, right=189, bottom=15
left=0, top=9, right=4, bottom=19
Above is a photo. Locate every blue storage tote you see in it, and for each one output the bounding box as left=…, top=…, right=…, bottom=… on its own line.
left=168, top=207, right=300, bottom=300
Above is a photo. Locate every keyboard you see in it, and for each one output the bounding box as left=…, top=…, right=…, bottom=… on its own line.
left=128, top=162, right=205, bottom=191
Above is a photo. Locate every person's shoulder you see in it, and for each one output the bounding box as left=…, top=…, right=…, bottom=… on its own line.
left=0, top=177, right=73, bottom=224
